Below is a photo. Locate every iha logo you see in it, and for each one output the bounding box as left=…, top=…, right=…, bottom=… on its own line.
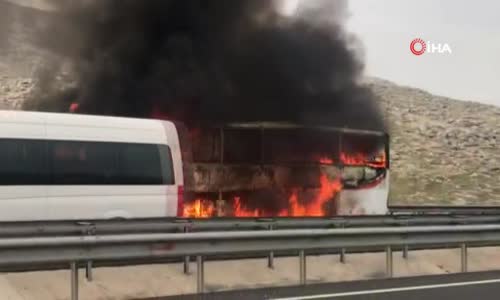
left=410, top=38, right=452, bottom=56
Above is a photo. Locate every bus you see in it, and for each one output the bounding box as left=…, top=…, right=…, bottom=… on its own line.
left=181, top=122, right=389, bottom=217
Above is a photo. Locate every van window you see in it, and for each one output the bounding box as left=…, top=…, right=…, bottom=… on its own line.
left=49, top=141, right=174, bottom=185
left=117, top=144, right=173, bottom=185
left=0, top=139, right=174, bottom=186
left=51, top=141, right=117, bottom=184
left=0, top=139, right=48, bottom=185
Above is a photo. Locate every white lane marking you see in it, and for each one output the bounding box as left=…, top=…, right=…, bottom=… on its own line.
left=271, top=278, right=500, bottom=300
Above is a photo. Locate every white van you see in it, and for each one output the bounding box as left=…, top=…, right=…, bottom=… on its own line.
left=0, top=110, right=184, bottom=221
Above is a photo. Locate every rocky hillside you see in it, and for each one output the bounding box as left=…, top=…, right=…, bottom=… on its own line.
left=1, top=1, right=499, bottom=207
left=0, top=0, right=48, bottom=109
left=368, top=78, right=500, bottom=206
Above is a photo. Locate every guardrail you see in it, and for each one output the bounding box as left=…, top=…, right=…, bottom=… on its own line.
left=3, top=224, right=500, bottom=300
left=389, top=206, right=500, bottom=215
left=4, top=213, right=500, bottom=237
left=3, top=214, right=500, bottom=275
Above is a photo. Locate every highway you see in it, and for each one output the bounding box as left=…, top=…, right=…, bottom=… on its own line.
left=144, top=270, right=500, bottom=300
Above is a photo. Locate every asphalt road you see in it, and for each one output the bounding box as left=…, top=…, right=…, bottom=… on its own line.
left=140, top=270, right=500, bottom=300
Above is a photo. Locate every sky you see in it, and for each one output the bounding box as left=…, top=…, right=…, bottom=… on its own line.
left=346, top=0, right=500, bottom=106
left=10, top=0, right=500, bottom=107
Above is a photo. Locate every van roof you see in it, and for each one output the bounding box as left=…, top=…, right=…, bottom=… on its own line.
left=0, top=110, right=171, bottom=130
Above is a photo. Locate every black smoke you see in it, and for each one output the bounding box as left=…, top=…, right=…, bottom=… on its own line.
left=24, top=0, right=385, bottom=131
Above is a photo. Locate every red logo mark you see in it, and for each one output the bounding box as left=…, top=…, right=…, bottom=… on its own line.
left=410, top=38, right=426, bottom=56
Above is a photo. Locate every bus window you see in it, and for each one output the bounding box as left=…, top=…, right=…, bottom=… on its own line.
left=191, top=128, right=221, bottom=163
left=340, top=133, right=388, bottom=169
left=342, top=166, right=387, bottom=189
left=262, top=129, right=340, bottom=164
left=223, top=129, right=262, bottom=163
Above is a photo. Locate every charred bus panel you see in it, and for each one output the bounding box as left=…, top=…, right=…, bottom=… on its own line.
left=180, top=123, right=389, bottom=217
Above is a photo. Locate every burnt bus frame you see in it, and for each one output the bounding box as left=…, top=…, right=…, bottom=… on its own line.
left=178, top=123, right=390, bottom=216
left=215, top=122, right=390, bottom=169
left=179, top=122, right=390, bottom=191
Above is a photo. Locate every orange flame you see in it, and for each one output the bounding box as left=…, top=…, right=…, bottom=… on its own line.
left=183, top=199, right=215, bottom=218
left=340, top=151, right=386, bottom=168
left=284, top=175, right=342, bottom=217
left=182, top=151, right=384, bottom=218
left=182, top=174, right=342, bottom=218
left=234, top=197, right=260, bottom=217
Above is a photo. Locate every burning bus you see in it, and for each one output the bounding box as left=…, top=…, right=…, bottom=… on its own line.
left=179, top=122, right=389, bottom=218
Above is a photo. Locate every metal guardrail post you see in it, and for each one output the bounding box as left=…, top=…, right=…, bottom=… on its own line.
left=184, top=226, right=190, bottom=275
left=403, top=221, right=409, bottom=259
left=299, top=250, right=306, bottom=285
left=340, top=247, right=346, bottom=264
left=196, top=256, right=205, bottom=293
left=70, top=262, right=79, bottom=300
left=386, top=246, right=393, bottom=278
left=184, top=255, right=191, bottom=275
left=403, top=245, right=409, bottom=259
left=268, top=224, right=274, bottom=269
left=340, top=223, right=346, bottom=263
left=461, top=243, right=468, bottom=272
left=85, top=261, right=93, bottom=282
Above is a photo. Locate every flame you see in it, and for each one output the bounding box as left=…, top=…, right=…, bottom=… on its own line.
left=234, top=197, right=260, bottom=217
left=285, top=175, right=341, bottom=217
left=319, top=157, right=334, bottom=164
left=183, top=151, right=384, bottom=218
left=183, top=199, right=215, bottom=218
left=340, top=151, right=386, bottom=168
left=312, top=174, right=341, bottom=215
left=319, top=151, right=386, bottom=168
left=183, top=174, right=342, bottom=218
left=286, top=191, right=305, bottom=216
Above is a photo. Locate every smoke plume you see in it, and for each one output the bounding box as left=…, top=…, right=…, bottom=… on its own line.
left=23, top=0, right=385, bottom=131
